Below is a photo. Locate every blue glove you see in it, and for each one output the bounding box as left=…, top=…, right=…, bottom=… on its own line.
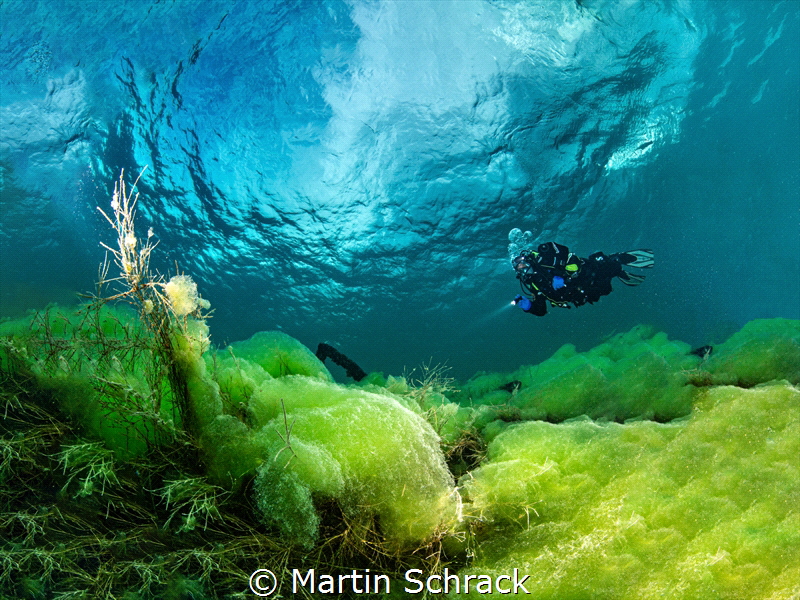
left=514, top=295, right=532, bottom=311
left=553, top=275, right=565, bottom=290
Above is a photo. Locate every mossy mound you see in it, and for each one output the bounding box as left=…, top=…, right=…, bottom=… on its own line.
left=456, top=325, right=700, bottom=422
left=203, top=343, right=459, bottom=548
left=227, top=330, right=332, bottom=380
left=701, top=318, right=800, bottom=387
left=208, top=374, right=459, bottom=547
left=459, top=381, right=800, bottom=599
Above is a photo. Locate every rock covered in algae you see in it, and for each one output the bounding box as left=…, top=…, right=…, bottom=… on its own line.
left=459, top=380, right=800, bottom=599
left=455, top=325, right=701, bottom=423
left=227, top=330, right=333, bottom=380
left=246, top=375, right=460, bottom=547
left=701, top=318, right=800, bottom=387
left=204, top=337, right=460, bottom=548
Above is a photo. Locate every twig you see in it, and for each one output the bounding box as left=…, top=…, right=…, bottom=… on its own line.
left=273, top=399, right=296, bottom=468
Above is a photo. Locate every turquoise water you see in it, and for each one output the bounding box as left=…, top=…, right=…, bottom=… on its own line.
left=1, top=0, right=797, bottom=380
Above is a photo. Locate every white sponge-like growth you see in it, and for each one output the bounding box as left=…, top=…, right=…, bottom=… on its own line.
left=164, top=275, right=210, bottom=316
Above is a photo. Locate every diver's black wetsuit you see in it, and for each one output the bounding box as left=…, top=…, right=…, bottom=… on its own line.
left=513, top=242, right=651, bottom=316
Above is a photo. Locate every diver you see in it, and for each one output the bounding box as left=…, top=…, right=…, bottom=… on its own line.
left=511, top=242, right=654, bottom=316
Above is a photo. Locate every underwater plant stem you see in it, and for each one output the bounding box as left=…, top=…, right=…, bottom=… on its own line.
left=93, top=170, right=201, bottom=440
left=273, top=399, right=296, bottom=468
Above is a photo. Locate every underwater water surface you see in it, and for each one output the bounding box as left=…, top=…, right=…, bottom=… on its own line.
left=1, top=1, right=799, bottom=599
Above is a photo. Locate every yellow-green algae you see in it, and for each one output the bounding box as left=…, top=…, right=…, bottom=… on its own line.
left=702, top=318, right=800, bottom=387
left=458, top=380, right=799, bottom=599
left=0, top=305, right=461, bottom=551
left=203, top=370, right=460, bottom=547
left=172, top=326, right=462, bottom=548
left=455, top=324, right=702, bottom=422
left=226, top=330, right=334, bottom=380
left=2, top=308, right=799, bottom=598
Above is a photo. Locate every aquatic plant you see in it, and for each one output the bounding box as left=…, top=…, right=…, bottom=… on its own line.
left=94, top=170, right=213, bottom=440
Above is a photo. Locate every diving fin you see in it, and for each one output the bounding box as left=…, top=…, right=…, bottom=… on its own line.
left=618, top=271, right=646, bottom=286
left=620, top=249, right=654, bottom=268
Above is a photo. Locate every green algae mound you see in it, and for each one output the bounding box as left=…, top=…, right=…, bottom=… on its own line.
left=227, top=330, right=333, bottom=381
left=701, top=318, right=800, bottom=387
left=459, top=381, right=799, bottom=599
left=207, top=370, right=459, bottom=547
left=455, top=325, right=700, bottom=423
left=449, top=318, right=800, bottom=599
left=176, top=328, right=461, bottom=548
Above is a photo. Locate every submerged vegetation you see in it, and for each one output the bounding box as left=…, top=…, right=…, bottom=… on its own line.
left=1, top=172, right=799, bottom=598
left=0, top=172, right=466, bottom=598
